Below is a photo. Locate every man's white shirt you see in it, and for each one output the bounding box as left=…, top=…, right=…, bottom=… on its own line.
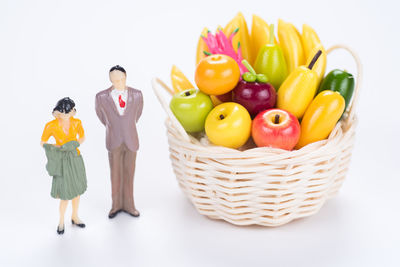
left=111, top=88, right=128, bottom=116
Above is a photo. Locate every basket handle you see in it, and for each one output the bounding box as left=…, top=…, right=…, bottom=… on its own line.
left=151, top=77, right=191, bottom=142
left=326, top=44, right=362, bottom=122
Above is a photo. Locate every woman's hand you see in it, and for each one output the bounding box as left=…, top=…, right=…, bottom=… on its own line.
left=78, top=137, right=86, bottom=144
left=40, top=141, right=60, bottom=147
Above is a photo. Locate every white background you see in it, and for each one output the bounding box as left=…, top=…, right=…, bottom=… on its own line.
left=1, top=0, right=399, bottom=266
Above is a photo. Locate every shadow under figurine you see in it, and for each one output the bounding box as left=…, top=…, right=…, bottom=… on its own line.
left=95, top=65, right=143, bottom=219
left=41, top=97, right=87, bottom=235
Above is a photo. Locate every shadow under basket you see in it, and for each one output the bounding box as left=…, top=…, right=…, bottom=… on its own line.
left=152, top=44, right=362, bottom=227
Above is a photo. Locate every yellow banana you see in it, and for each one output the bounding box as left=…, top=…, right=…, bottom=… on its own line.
left=196, top=27, right=209, bottom=66
left=251, top=14, right=277, bottom=64
left=170, top=65, right=194, bottom=93
left=305, top=44, right=326, bottom=82
left=301, top=24, right=322, bottom=60
left=278, top=19, right=305, bottom=74
left=224, top=12, right=253, bottom=63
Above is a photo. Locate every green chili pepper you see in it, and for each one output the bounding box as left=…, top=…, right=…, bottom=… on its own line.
left=318, top=69, right=355, bottom=110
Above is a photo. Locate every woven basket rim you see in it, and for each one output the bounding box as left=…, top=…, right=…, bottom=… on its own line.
left=165, top=115, right=357, bottom=156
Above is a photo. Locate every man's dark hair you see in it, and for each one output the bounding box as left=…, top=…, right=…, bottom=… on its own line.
left=53, top=97, right=76, bottom=114
left=109, top=65, right=126, bottom=74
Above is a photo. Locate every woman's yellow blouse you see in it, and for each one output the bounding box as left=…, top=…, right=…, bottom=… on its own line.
left=41, top=117, right=84, bottom=154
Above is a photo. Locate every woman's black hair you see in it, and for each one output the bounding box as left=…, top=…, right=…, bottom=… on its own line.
left=109, top=65, right=126, bottom=74
left=53, top=97, right=76, bottom=114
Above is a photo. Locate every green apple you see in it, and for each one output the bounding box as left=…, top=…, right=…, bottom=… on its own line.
left=170, top=88, right=213, bottom=133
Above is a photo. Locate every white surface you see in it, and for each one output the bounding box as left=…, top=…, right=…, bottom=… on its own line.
left=0, top=0, right=399, bottom=266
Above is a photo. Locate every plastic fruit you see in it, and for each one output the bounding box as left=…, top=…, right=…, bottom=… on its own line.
left=170, top=89, right=213, bottom=133
left=170, top=65, right=194, bottom=93
left=195, top=54, right=240, bottom=95
left=201, top=29, right=247, bottom=74
left=318, top=69, right=355, bottom=111
left=254, top=24, right=288, bottom=90
left=233, top=60, right=276, bottom=118
left=205, top=102, right=251, bottom=148
left=296, top=90, right=345, bottom=149
left=251, top=14, right=278, bottom=64
left=305, top=44, right=326, bottom=82
left=301, top=24, right=322, bottom=60
left=277, top=50, right=322, bottom=119
left=252, top=109, right=300, bottom=150
left=278, top=19, right=305, bottom=74
left=223, top=12, right=253, bottom=64
left=196, top=27, right=210, bottom=65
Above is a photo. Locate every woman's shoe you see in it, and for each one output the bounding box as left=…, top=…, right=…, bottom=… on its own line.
left=71, top=219, right=86, bottom=228
left=57, top=225, right=65, bottom=235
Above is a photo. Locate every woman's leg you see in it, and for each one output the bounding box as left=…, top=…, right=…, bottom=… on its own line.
left=59, top=200, right=68, bottom=228
left=71, top=196, right=81, bottom=223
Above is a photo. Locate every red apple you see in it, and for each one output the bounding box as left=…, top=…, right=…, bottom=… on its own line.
left=252, top=109, right=300, bottom=150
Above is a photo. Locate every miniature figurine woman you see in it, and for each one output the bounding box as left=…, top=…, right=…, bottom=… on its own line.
left=41, top=97, right=87, bottom=235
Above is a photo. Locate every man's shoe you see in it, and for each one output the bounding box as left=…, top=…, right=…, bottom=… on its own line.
left=108, top=210, right=121, bottom=219
left=124, top=209, right=140, bottom=217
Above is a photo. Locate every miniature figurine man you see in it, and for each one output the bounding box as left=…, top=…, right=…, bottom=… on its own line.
left=95, top=65, right=143, bottom=219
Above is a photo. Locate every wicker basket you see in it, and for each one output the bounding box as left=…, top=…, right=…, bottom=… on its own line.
left=153, top=45, right=362, bottom=227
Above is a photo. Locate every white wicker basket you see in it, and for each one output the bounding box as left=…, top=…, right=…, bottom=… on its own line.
left=153, top=45, right=362, bottom=227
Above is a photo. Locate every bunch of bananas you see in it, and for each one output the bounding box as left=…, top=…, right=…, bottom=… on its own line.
left=194, top=13, right=326, bottom=83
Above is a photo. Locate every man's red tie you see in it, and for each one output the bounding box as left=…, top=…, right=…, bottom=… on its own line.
left=119, top=95, right=126, bottom=108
